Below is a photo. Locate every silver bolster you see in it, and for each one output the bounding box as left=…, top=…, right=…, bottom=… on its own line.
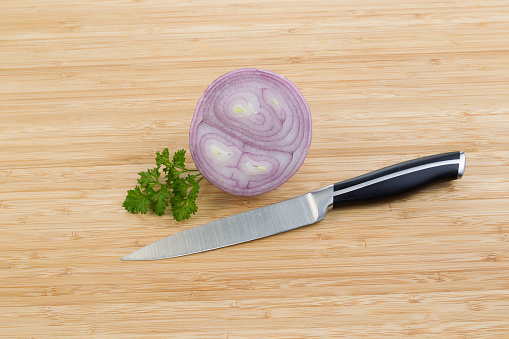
left=306, top=184, right=334, bottom=221
left=457, top=151, right=466, bottom=179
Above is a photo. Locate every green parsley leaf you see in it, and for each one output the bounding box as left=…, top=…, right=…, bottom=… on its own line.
left=137, top=168, right=160, bottom=188
left=123, top=186, right=151, bottom=214
left=150, top=186, right=171, bottom=216
left=170, top=176, right=189, bottom=199
left=172, top=149, right=186, bottom=169
left=155, top=148, right=172, bottom=168
left=170, top=182, right=199, bottom=222
left=123, top=148, right=203, bottom=221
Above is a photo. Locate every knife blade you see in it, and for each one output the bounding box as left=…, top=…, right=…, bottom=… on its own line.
left=122, top=151, right=465, bottom=261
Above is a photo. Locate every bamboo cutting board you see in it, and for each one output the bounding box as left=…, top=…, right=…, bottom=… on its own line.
left=1, top=0, right=509, bottom=337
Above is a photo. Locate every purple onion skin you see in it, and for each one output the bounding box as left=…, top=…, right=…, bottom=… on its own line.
left=189, top=68, right=312, bottom=196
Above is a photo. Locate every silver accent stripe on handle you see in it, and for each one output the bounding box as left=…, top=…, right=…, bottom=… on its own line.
left=457, top=151, right=466, bottom=179
left=333, top=158, right=463, bottom=198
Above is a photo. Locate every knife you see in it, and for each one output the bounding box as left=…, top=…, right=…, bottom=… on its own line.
left=122, top=151, right=465, bottom=261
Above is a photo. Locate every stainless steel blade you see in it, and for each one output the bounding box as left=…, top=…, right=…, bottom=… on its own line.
left=121, top=185, right=333, bottom=260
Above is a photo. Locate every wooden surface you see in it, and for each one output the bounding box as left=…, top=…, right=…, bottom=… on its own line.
left=1, top=0, right=508, bottom=337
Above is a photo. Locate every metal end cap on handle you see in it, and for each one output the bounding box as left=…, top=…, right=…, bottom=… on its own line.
left=457, top=151, right=466, bottom=179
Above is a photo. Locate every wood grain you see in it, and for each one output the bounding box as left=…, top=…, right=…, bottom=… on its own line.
left=1, top=0, right=508, bottom=337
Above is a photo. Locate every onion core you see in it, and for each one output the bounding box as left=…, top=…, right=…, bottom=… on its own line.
left=189, top=68, right=312, bottom=196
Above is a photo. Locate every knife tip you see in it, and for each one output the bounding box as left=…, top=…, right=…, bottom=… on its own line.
left=121, top=250, right=158, bottom=261
left=121, top=252, right=139, bottom=261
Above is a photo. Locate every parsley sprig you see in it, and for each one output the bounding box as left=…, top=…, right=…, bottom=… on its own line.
left=123, top=148, right=203, bottom=221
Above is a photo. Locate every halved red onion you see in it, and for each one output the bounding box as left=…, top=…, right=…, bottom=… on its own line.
left=189, top=68, right=312, bottom=196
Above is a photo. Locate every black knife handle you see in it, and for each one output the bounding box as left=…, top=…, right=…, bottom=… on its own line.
left=332, top=151, right=465, bottom=208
